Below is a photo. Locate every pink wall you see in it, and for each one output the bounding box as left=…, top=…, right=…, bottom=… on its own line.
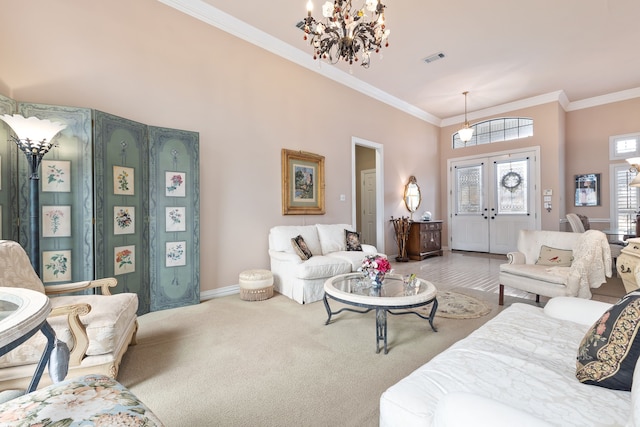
left=0, top=0, right=438, bottom=292
left=566, top=98, right=640, bottom=223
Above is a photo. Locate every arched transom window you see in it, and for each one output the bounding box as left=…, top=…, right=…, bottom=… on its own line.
left=453, top=117, right=533, bottom=148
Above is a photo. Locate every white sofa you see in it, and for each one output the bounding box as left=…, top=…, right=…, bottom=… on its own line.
left=380, top=297, right=635, bottom=427
left=268, top=224, right=385, bottom=304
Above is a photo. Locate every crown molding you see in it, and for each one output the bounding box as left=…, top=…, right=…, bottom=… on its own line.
left=159, top=0, right=639, bottom=128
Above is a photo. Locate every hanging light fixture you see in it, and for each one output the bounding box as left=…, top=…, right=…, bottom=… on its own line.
left=301, top=0, right=390, bottom=68
left=458, top=91, right=474, bottom=143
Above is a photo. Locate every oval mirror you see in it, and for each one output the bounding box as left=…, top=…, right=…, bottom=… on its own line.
left=404, top=176, right=421, bottom=213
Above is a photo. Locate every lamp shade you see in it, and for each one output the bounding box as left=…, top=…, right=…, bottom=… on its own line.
left=630, top=173, right=640, bottom=187
left=0, top=114, right=67, bottom=146
left=458, top=126, right=474, bottom=142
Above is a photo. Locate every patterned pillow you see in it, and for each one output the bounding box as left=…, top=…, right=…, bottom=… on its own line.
left=345, top=230, right=363, bottom=251
left=576, top=290, right=640, bottom=391
left=291, top=235, right=313, bottom=260
left=535, top=245, right=573, bottom=267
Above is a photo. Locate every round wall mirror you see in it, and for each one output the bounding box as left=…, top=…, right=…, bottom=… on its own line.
left=404, top=176, right=421, bottom=213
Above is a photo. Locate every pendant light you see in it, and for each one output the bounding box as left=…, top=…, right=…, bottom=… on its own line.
left=458, top=91, right=474, bottom=143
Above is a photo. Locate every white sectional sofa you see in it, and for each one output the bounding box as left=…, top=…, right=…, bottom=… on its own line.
left=268, top=223, right=385, bottom=304
left=380, top=297, right=636, bottom=427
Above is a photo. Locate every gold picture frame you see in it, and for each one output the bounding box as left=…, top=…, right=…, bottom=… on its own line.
left=281, top=149, right=325, bottom=215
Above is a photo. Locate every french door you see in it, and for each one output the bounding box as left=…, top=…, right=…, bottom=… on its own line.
left=450, top=149, right=538, bottom=254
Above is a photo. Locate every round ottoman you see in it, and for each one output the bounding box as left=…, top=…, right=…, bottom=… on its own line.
left=239, top=269, right=274, bottom=301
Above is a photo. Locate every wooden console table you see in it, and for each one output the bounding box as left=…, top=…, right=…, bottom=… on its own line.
left=407, top=221, right=443, bottom=260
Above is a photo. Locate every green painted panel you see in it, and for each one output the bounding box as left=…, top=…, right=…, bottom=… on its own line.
left=16, top=102, right=94, bottom=284
left=148, top=126, right=200, bottom=311
left=94, top=111, right=150, bottom=315
left=0, top=94, right=17, bottom=242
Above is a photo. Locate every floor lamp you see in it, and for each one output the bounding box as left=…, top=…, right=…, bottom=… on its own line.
left=0, top=114, right=67, bottom=277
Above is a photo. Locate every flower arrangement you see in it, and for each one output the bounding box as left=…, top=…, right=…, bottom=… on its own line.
left=359, top=254, right=391, bottom=285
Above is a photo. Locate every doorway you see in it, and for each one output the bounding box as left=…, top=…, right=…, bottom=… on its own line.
left=449, top=148, right=539, bottom=254
left=352, top=137, right=384, bottom=252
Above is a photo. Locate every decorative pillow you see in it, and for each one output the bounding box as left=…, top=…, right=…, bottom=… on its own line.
left=577, top=214, right=591, bottom=230
left=291, top=235, right=313, bottom=260
left=576, top=290, right=640, bottom=390
left=345, top=230, right=363, bottom=251
left=535, top=245, right=573, bottom=267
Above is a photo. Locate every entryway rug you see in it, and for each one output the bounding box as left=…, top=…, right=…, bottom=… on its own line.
left=428, top=291, right=491, bottom=319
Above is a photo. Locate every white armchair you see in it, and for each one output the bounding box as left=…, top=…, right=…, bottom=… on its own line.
left=499, top=229, right=612, bottom=305
left=0, top=240, right=138, bottom=391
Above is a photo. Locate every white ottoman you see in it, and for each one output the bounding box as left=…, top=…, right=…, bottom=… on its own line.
left=239, top=269, right=274, bottom=301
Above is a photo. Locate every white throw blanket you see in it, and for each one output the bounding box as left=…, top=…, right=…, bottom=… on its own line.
left=569, top=229, right=612, bottom=298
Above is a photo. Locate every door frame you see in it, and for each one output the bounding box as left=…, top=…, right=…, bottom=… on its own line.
left=352, top=136, right=384, bottom=252
left=447, top=146, right=542, bottom=252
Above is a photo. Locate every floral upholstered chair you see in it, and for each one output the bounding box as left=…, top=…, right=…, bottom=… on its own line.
left=0, top=240, right=138, bottom=391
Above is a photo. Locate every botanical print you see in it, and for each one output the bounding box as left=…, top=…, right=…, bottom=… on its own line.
left=41, top=160, right=71, bottom=192
left=114, top=206, right=135, bottom=235
left=166, top=207, right=186, bottom=232
left=114, top=245, right=135, bottom=275
left=42, top=205, right=71, bottom=237
left=113, top=166, right=135, bottom=196
left=43, top=250, right=72, bottom=283
left=166, top=241, right=186, bottom=267
left=165, top=171, right=186, bottom=197
left=293, top=164, right=316, bottom=202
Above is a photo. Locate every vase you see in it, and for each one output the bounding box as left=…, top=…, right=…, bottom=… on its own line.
left=371, top=273, right=385, bottom=288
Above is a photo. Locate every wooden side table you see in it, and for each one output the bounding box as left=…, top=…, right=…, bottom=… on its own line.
left=407, top=221, right=443, bottom=260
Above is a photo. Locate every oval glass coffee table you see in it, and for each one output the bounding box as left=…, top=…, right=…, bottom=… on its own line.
left=323, top=273, right=438, bottom=354
left=0, top=287, right=55, bottom=393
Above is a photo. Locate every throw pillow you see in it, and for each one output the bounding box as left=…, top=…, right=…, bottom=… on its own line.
left=345, top=230, right=363, bottom=251
left=291, top=235, right=313, bottom=260
left=535, top=245, right=573, bottom=267
left=576, top=290, right=640, bottom=391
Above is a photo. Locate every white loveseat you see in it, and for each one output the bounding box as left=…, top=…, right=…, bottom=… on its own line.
left=268, top=224, right=385, bottom=304
left=380, top=297, right=635, bottom=427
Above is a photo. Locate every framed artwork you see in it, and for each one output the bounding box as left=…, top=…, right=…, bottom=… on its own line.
left=43, top=250, right=72, bottom=283
left=165, top=171, right=186, bottom=197
left=574, top=173, right=601, bottom=207
left=113, top=166, right=134, bottom=196
left=114, top=245, right=136, bottom=275
left=281, top=149, right=325, bottom=215
left=42, top=160, right=71, bottom=192
left=166, top=207, right=186, bottom=232
left=42, top=205, right=72, bottom=237
left=166, top=241, right=186, bottom=267
left=114, top=206, right=135, bottom=235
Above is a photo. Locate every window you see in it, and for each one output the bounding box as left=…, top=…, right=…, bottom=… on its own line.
left=611, top=163, right=639, bottom=231
left=453, top=117, right=533, bottom=149
left=610, top=133, right=640, bottom=160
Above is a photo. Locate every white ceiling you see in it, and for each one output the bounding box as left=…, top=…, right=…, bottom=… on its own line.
left=161, top=0, right=640, bottom=125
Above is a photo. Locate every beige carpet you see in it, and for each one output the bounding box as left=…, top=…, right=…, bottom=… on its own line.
left=118, top=291, right=529, bottom=426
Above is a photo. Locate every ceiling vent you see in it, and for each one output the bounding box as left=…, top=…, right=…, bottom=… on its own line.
left=423, top=52, right=445, bottom=64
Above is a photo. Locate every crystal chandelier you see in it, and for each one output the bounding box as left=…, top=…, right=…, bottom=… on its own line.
left=301, top=0, right=390, bottom=68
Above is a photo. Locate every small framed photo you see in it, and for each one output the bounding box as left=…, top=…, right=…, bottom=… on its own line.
left=113, top=166, right=134, bottom=196
left=42, top=160, right=71, bottom=192
left=166, top=241, right=186, bottom=267
left=166, top=207, right=186, bottom=232
left=42, top=205, right=72, bottom=237
left=114, top=245, right=136, bottom=275
left=165, top=171, right=186, bottom=197
left=43, top=250, right=72, bottom=283
left=114, top=206, right=135, bottom=235
left=574, top=173, right=601, bottom=207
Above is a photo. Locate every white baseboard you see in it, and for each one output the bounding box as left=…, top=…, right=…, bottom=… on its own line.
left=200, top=284, right=240, bottom=301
